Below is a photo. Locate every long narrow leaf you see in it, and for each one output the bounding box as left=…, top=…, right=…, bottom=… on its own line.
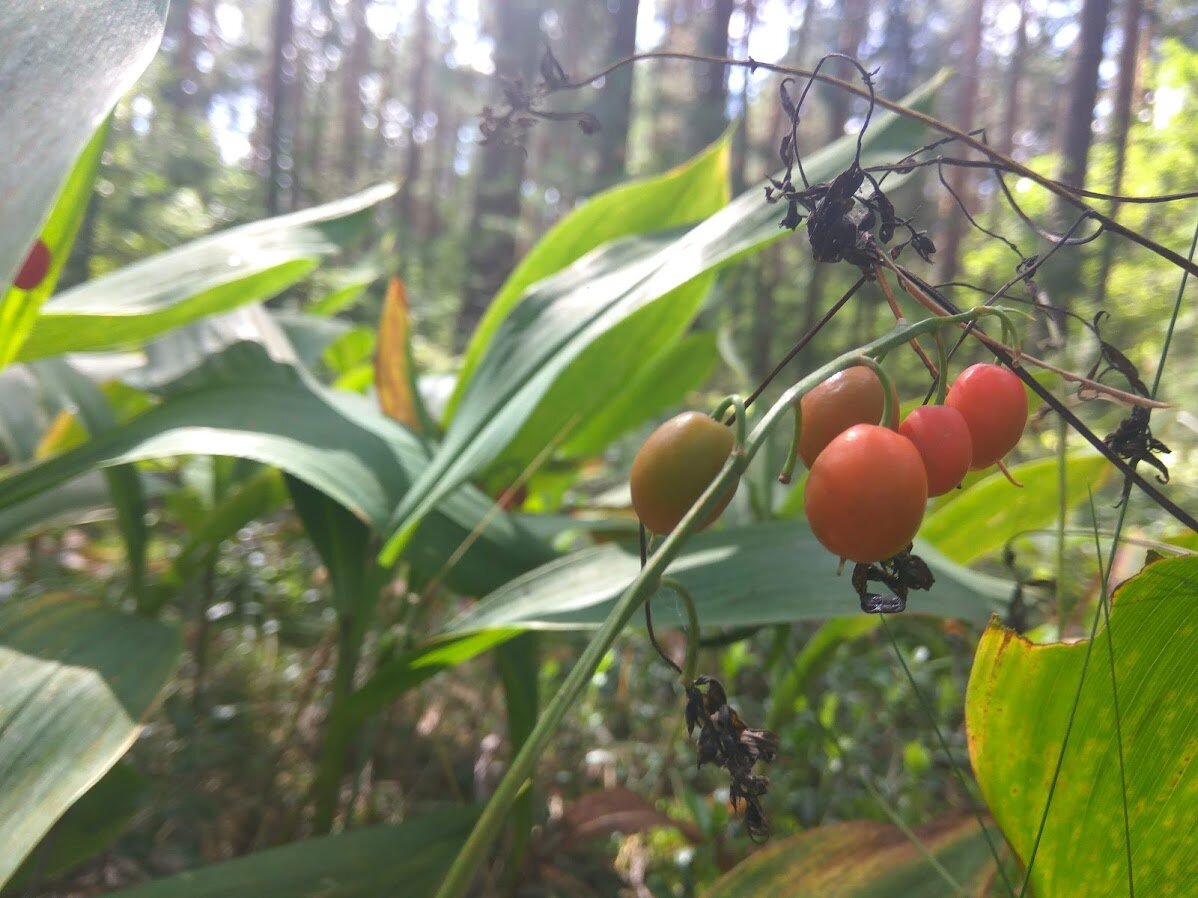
left=0, top=1, right=165, bottom=302
left=0, top=594, right=179, bottom=888
left=0, top=343, right=553, bottom=598
left=447, top=521, right=1009, bottom=634
left=16, top=185, right=395, bottom=361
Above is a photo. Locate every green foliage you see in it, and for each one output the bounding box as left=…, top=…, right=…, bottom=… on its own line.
left=448, top=521, right=1008, bottom=633
left=0, top=342, right=553, bottom=597
left=0, top=594, right=180, bottom=888
left=103, top=807, right=479, bottom=898
left=968, top=555, right=1198, bottom=897
left=0, top=0, right=165, bottom=296
left=920, top=454, right=1113, bottom=564
left=16, top=185, right=395, bottom=361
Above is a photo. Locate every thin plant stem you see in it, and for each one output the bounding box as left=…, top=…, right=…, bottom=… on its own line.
left=1089, top=492, right=1134, bottom=897
left=880, top=616, right=1016, bottom=897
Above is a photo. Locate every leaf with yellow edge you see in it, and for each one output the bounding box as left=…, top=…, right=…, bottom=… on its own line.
left=703, top=815, right=1000, bottom=897
left=375, top=276, right=428, bottom=432
left=967, top=555, right=1198, bottom=898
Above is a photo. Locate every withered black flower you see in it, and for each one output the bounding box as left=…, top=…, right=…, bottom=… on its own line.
left=851, top=545, right=936, bottom=614
left=1105, top=406, right=1171, bottom=484
left=683, top=676, right=779, bottom=841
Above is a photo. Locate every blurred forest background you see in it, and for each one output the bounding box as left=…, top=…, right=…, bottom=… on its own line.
left=12, top=0, right=1198, bottom=895
left=71, top=0, right=1198, bottom=375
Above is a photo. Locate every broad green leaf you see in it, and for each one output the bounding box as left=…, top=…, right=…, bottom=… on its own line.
left=0, top=471, right=169, bottom=545
left=447, top=522, right=1010, bottom=634
left=0, top=343, right=553, bottom=597
left=920, top=454, right=1113, bottom=564
left=0, top=1, right=165, bottom=302
left=273, top=309, right=355, bottom=371
left=0, top=594, right=180, bottom=889
left=16, top=184, right=395, bottom=361
left=380, top=74, right=945, bottom=565
left=448, top=134, right=732, bottom=419
left=29, top=358, right=148, bottom=595
left=104, top=806, right=479, bottom=898
left=967, top=555, right=1198, bottom=898
left=0, top=123, right=110, bottom=366
left=559, top=332, right=720, bottom=459
left=345, top=630, right=523, bottom=723
left=128, top=305, right=304, bottom=394
left=4, top=763, right=149, bottom=895
left=702, top=815, right=997, bottom=897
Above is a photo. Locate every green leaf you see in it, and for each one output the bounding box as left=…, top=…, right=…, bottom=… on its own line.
left=16, top=184, right=395, bottom=361
left=346, top=630, right=523, bottom=723
left=559, top=332, right=719, bottom=459
left=0, top=594, right=180, bottom=888
left=167, top=470, right=287, bottom=583
left=702, top=815, right=998, bottom=897
left=0, top=2, right=165, bottom=303
left=0, top=122, right=111, bottom=366
left=380, top=74, right=945, bottom=565
left=0, top=471, right=169, bottom=545
left=447, top=521, right=1009, bottom=634
left=0, top=365, right=56, bottom=462
left=447, top=134, right=732, bottom=420
left=967, top=555, right=1198, bottom=898
left=920, top=454, right=1113, bottom=564
left=29, top=358, right=148, bottom=597
left=766, top=617, right=882, bottom=731
left=286, top=474, right=374, bottom=614
left=104, top=806, right=479, bottom=898
left=482, top=268, right=717, bottom=487
left=0, top=343, right=553, bottom=598
left=4, top=763, right=150, bottom=895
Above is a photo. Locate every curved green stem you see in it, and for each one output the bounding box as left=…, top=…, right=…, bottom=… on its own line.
left=849, top=355, right=895, bottom=428
left=431, top=310, right=992, bottom=898
left=975, top=305, right=1021, bottom=356
left=779, top=402, right=802, bottom=484
left=661, top=577, right=701, bottom=684
left=712, top=394, right=748, bottom=449
left=933, top=329, right=949, bottom=405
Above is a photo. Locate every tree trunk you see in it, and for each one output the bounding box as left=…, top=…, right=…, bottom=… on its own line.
left=265, top=0, right=296, bottom=216
left=999, top=0, right=1029, bottom=157
left=880, top=0, right=915, bottom=99
left=730, top=0, right=757, bottom=195
left=396, top=0, right=431, bottom=230
left=1055, top=0, right=1113, bottom=192
left=936, top=0, right=986, bottom=283
left=593, top=0, right=641, bottom=188
left=823, top=0, right=870, bottom=142
left=455, top=0, right=542, bottom=346
left=340, top=0, right=370, bottom=190
left=691, top=0, right=735, bottom=152
left=1095, top=0, right=1144, bottom=305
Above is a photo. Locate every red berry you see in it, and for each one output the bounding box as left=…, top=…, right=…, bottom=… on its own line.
left=945, top=364, right=1029, bottom=469
left=899, top=405, right=973, bottom=497
left=804, top=424, right=928, bottom=563
left=14, top=239, right=51, bottom=291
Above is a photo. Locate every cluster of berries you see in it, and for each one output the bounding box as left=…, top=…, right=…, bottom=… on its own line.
left=628, top=362, right=1029, bottom=567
